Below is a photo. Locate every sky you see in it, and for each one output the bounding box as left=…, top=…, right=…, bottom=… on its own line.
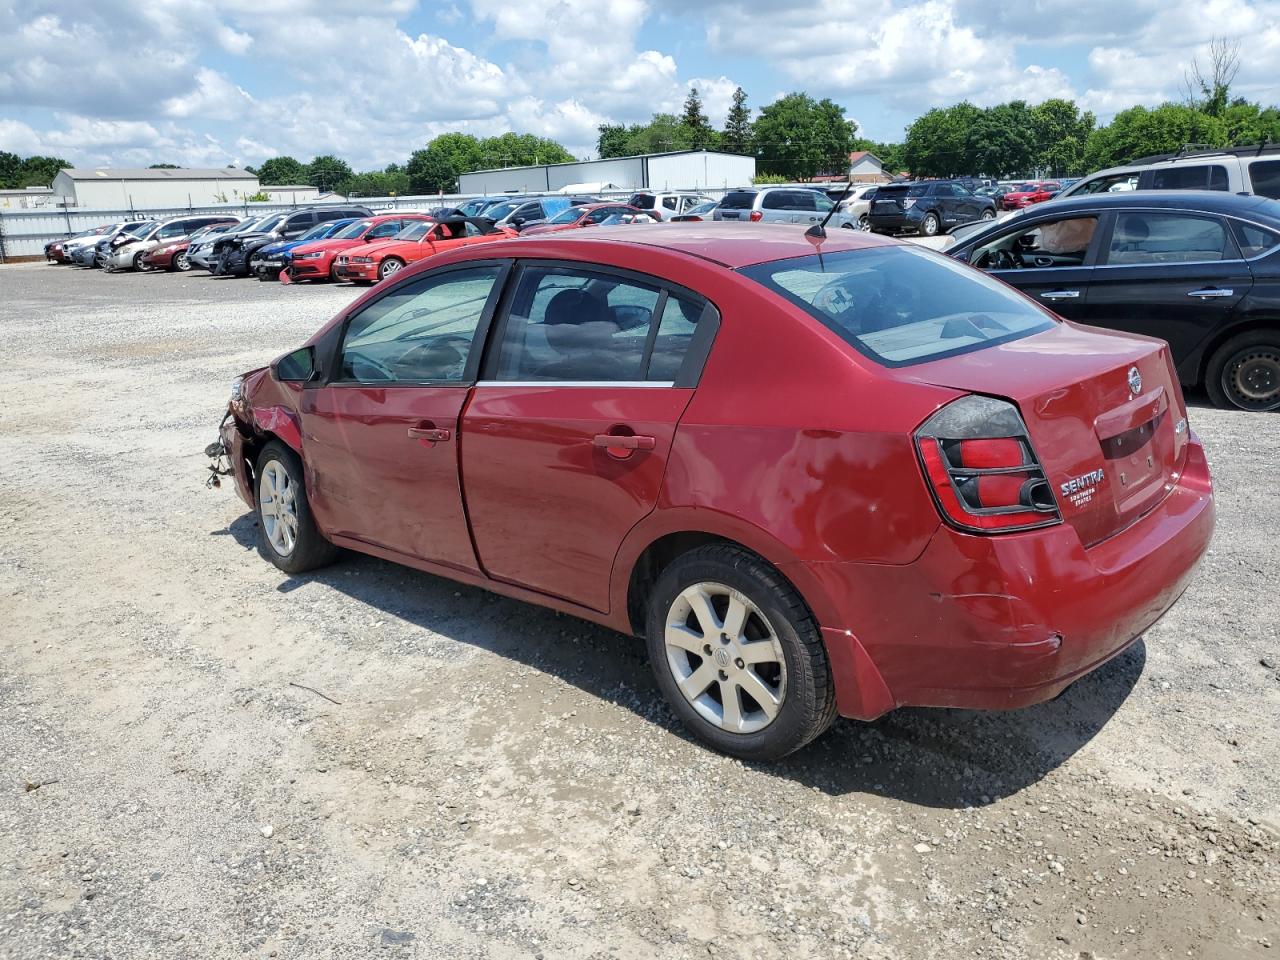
left=2, top=0, right=1279, bottom=171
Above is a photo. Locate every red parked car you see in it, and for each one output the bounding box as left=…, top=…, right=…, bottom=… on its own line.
left=333, top=216, right=515, bottom=283
left=212, top=224, right=1214, bottom=760
left=1001, top=181, right=1061, bottom=210
left=520, top=203, right=658, bottom=235
left=284, top=213, right=435, bottom=282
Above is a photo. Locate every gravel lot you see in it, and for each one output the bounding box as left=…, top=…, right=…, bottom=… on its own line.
left=1, top=262, right=1277, bottom=960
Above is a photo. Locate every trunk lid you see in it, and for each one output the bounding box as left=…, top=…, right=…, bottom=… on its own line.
left=903, top=322, right=1190, bottom=547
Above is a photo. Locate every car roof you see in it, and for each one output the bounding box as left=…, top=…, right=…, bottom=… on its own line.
left=507, top=221, right=897, bottom=267
left=1029, top=189, right=1280, bottom=219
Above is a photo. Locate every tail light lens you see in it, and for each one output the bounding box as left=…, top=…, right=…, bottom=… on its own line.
left=915, top=395, right=1061, bottom=534
left=749, top=210, right=763, bottom=222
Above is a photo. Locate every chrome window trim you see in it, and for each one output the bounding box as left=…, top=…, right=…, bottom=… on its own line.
left=475, top=380, right=676, bottom=388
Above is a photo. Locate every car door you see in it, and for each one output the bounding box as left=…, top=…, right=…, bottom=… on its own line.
left=959, top=212, right=1105, bottom=322
left=297, top=262, right=510, bottom=572
left=950, top=183, right=983, bottom=223
left=461, top=263, right=717, bottom=612
left=1082, top=211, right=1253, bottom=365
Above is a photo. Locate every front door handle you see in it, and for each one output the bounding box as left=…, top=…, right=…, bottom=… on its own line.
left=1187, top=288, right=1233, bottom=298
left=1040, top=289, right=1081, bottom=300
left=593, top=434, right=656, bottom=451
left=407, top=426, right=451, bottom=442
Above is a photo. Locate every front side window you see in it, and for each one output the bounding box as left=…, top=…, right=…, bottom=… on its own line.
left=156, top=223, right=186, bottom=240
left=1105, top=213, right=1235, bottom=264
left=367, top=220, right=402, bottom=239
left=1249, top=159, right=1280, bottom=199
left=491, top=266, right=702, bottom=382
left=740, top=246, right=1054, bottom=366
left=971, top=216, right=1099, bottom=269
left=339, top=266, right=503, bottom=383
left=335, top=219, right=374, bottom=239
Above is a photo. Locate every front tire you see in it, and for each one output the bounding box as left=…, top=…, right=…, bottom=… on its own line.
left=254, top=441, right=339, bottom=574
left=172, top=250, right=191, bottom=272
left=1205, top=331, right=1280, bottom=411
left=378, top=257, right=404, bottom=281
left=645, top=544, right=837, bottom=760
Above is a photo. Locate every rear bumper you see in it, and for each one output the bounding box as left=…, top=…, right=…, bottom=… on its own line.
left=804, top=437, right=1215, bottom=720
left=868, top=209, right=923, bottom=233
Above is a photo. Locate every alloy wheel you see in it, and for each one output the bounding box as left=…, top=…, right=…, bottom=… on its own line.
left=259, top=460, right=299, bottom=557
left=174, top=252, right=190, bottom=271
left=379, top=259, right=402, bottom=280
left=663, top=582, right=787, bottom=734
left=1224, top=346, right=1280, bottom=411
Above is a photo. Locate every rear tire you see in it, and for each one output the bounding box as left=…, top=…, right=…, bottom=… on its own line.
left=645, top=544, right=837, bottom=760
left=980, top=208, right=996, bottom=221
left=254, top=441, right=339, bottom=574
left=920, top=212, right=940, bottom=236
left=1205, top=331, right=1280, bottom=411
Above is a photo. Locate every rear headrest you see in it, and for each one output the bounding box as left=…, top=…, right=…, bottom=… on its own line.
left=1115, top=216, right=1150, bottom=243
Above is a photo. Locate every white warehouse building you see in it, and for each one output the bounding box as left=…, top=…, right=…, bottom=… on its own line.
left=458, top=150, right=755, bottom=195
left=51, top=167, right=261, bottom=208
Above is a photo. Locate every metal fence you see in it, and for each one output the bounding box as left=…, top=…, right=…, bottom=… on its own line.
left=0, top=187, right=734, bottom=261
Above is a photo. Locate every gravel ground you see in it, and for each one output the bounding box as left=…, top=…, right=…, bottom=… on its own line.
left=0, top=262, right=1277, bottom=960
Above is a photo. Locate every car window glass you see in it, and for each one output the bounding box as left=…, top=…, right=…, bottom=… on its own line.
left=647, top=294, right=703, bottom=381
left=369, top=221, right=401, bottom=239
left=1148, top=165, right=1228, bottom=190
left=548, top=207, right=583, bottom=224
left=1250, top=159, right=1280, bottom=199
left=741, top=246, right=1054, bottom=366
left=761, top=191, right=789, bottom=210
left=156, top=223, right=186, bottom=239
left=1231, top=220, right=1280, bottom=257
left=629, top=194, right=656, bottom=209
left=1106, top=213, right=1234, bottom=264
left=339, top=266, right=503, bottom=383
left=662, top=196, right=678, bottom=210
left=493, top=267, right=667, bottom=381
left=973, top=216, right=1099, bottom=269
left=718, top=191, right=755, bottom=210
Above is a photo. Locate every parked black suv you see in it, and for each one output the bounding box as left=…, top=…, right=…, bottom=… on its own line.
left=210, top=205, right=373, bottom=277
left=947, top=190, right=1280, bottom=411
left=868, top=180, right=997, bottom=236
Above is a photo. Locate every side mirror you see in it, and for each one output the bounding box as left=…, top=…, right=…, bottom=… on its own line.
left=273, top=345, right=316, bottom=383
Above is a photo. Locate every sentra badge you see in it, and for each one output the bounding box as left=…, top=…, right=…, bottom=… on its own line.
left=1061, top=468, right=1105, bottom=507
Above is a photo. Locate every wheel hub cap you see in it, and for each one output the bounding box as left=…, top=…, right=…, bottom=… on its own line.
left=663, top=582, right=786, bottom=734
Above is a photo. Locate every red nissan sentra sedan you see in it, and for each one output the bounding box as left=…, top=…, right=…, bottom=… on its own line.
left=211, top=224, right=1214, bottom=760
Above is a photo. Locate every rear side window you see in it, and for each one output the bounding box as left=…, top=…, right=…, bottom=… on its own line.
left=718, top=191, right=756, bottom=210
left=1249, top=159, right=1280, bottom=199
left=1106, top=213, right=1235, bottom=264
left=1231, top=220, right=1280, bottom=257
left=491, top=266, right=703, bottom=382
left=739, top=246, right=1054, bottom=366
left=1147, top=165, right=1229, bottom=190
left=662, top=196, right=679, bottom=210
left=628, top=194, right=656, bottom=209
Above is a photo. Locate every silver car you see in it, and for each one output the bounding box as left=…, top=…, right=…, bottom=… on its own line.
left=712, top=186, right=858, bottom=228
left=103, top=215, right=240, bottom=272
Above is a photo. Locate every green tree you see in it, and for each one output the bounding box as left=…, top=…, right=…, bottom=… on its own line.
left=625, top=114, right=695, bottom=154
left=1029, top=99, right=1095, bottom=177
left=340, top=169, right=411, bottom=197
left=596, top=124, right=637, bottom=158
left=256, top=156, right=307, bottom=185
left=406, top=133, right=484, bottom=193
left=148, top=163, right=180, bottom=169
left=1221, top=101, right=1280, bottom=144
left=902, top=102, right=982, bottom=177
left=15, top=155, right=70, bottom=188
left=1083, top=103, right=1228, bottom=170
left=479, top=132, right=574, bottom=168
left=0, top=150, right=22, bottom=188
left=681, top=86, right=715, bottom=150
left=722, top=87, right=753, bottom=155
left=752, top=92, right=858, bottom=180
left=966, top=101, right=1036, bottom=178
left=306, top=155, right=354, bottom=192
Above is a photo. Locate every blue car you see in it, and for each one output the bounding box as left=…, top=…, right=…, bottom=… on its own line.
left=252, top=218, right=358, bottom=281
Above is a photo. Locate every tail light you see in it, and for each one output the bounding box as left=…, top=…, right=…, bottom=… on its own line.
left=749, top=210, right=763, bottom=222
left=915, top=395, right=1060, bottom=534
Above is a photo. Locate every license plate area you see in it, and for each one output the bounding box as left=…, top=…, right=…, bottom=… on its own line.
left=1101, top=410, right=1173, bottom=514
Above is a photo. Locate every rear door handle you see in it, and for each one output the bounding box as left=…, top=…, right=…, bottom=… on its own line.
left=1187, top=288, right=1233, bottom=298
left=592, top=434, right=656, bottom=450
left=1040, top=290, right=1081, bottom=300
left=407, top=426, right=451, bottom=442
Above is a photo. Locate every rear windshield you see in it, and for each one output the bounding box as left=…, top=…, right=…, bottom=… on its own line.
left=739, top=246, right=1054, bottom=366
left=877, top=184, right=929, bottom=198
left=718, top=190, right=756, bottom=209
left=628, top=193, right=656, bottom=209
